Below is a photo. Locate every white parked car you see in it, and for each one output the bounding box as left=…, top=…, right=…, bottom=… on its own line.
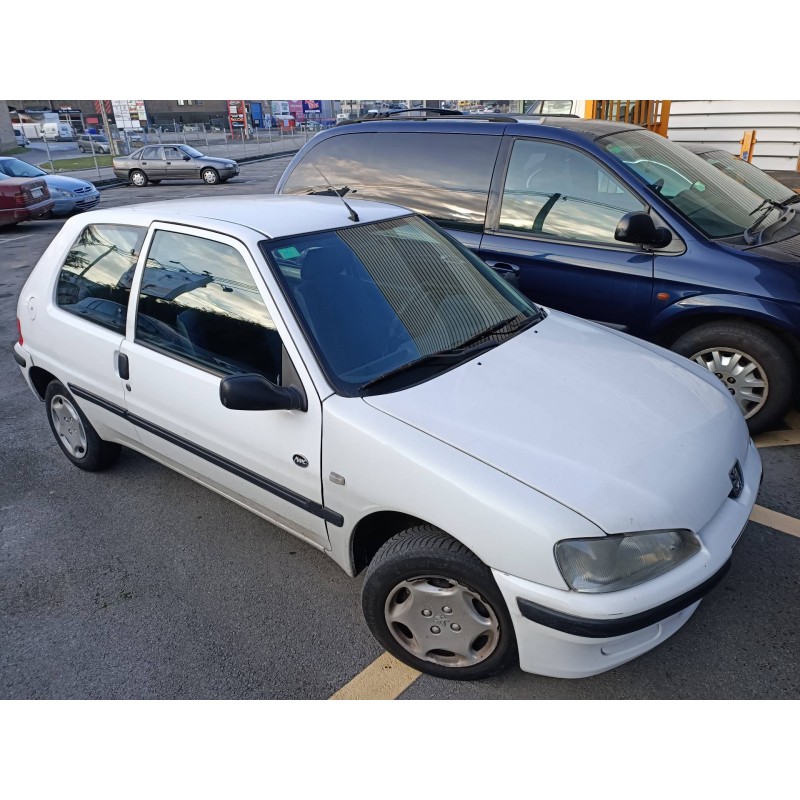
left=13, top=196, right=761, bottom=680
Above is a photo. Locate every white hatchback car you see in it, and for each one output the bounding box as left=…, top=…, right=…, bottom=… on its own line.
left=14, top=196, right=761, bottom=680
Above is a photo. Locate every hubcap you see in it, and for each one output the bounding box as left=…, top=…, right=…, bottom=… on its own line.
left=203, top=170, right=216, bottom=183
left=384, top=576, right=500, bottom=668
left=690, top=347, right=769, bottom=419
left=132, top=173, right=145, bottom=186
left=50, top=395, right=87, bottom=458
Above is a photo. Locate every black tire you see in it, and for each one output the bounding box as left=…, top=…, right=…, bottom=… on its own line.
left=671, top=321, right=798, bottom=435
left=78, top=145, right=85, bottom=152
left=361, top=525, right=518, bottom=680
left=45, top=380, right=121, bottom=471
left=201, top=168, right=220, bottom=185
left=149, top=180, right=162, bottom=185
left=129, top=169, right=148, bottom=187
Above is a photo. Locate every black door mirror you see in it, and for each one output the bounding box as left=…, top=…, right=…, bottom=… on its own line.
left=615, top=212, right=672, bottom=248
left=183, top=155, right=191, bottom=161
left=220, top=374, right=306, bottom=411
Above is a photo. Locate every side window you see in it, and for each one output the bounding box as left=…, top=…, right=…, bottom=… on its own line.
left=56, top=224, right=147, bottom=332
left=499, top=139, right=645, bottom=246
left=164, top=146, right=182, bottom=159
left=540, top=100, right=574, bottom=115
left=282, top=132, right=500, bottom=232
left=142, top=146, right=162, bottom=159
left=136, top=230, right=282, bottom=382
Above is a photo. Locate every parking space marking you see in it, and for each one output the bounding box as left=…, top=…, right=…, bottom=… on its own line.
left=750, top=505, right=800, bottom=539
left=753, top=430, right=800, bottom=448
left=2, top=235, right=32, bottom=242
left=329, top=652, right=421, bottom=700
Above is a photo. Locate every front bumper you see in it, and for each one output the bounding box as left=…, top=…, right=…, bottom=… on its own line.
left=492, top=438, right=761, bottom=679
left=52, top=192, right=100, bottom=214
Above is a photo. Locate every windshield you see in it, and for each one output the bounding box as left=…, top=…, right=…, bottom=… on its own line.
left=261, top=215, right=541, bottom=395
left=602, top=130, right=784, bottom=238
left=694, top=149, right=795, bottom=205
left=179, top=145, right=204, bottom=158
left=0, top=158, right=46, bottom=179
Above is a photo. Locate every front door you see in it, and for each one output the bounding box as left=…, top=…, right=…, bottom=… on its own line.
left=163, top=145, right=193, bottom=180
left=481, top=137, right=655, bottom=332
left=120, top=223, right=330, bottom=547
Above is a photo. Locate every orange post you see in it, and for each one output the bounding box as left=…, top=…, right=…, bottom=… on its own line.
left=740, top=130, right=757, bottom=162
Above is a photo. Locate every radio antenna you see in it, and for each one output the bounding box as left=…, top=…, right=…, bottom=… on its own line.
left=311, top=164, right=359, bottom=222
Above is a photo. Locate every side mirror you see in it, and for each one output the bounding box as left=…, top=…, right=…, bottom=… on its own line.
left=615, top=212, right=672, bottom=248
left=220, top=374, right=306, bottom=412
left=183, top=155, right=191, bottom=161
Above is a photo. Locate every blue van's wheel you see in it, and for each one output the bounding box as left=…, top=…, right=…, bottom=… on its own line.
left=672, top=321, right=797, bottom=435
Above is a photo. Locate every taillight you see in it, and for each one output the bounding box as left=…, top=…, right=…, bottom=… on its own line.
left=15, top=191, right=27, bottom=206
left=17, top=317, right=23, bottom=345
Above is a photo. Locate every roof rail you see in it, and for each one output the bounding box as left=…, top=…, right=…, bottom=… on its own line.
left=336, top=109, right=521, bottom=126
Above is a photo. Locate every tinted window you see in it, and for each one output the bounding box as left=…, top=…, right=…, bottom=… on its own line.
left=262, top=215, right=538, bottom=395
left=499, top=139, right=645, bottom=245
left=282, top=132, right=501, bottom=232
left=136, top=231, right=281, bottom=381
left=141, top=146, right=162, bottom=159
left=56, top=224, right=147, bottom=332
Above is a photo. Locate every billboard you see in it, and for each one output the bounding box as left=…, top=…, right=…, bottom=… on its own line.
left=302, top=100, right=322, bottom=114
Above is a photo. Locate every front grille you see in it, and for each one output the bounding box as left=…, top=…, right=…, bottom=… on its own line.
left=72, top=186, right=93, bottom=195
left=75, top=197, right=100, bottom=210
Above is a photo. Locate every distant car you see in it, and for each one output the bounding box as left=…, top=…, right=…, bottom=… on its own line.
left=77, top=134, right=111, bottom=155
left=681, top=143, right=798, bottom=205
left=14, top=129, right=29, bottom=147
left=0, top=157, right=99, bottom=215
left=0, top=174, right=54, bottom=227
left=112, top=144, right=239, bottom=186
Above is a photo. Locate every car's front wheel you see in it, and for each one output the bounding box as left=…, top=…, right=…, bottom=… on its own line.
left=361, top=526, right=518, bottom=680
left=671, top=321, right=798, bottom=435
left=129, top=169, right=148, bottom=187
left=45, top=380, right=121, bottom=471
left=201, top=168, right=220, bottom=185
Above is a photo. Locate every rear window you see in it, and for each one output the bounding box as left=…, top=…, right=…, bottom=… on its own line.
left=56, top=224, right=147, bottom=333
left=281, top=131, right=501, bottom=232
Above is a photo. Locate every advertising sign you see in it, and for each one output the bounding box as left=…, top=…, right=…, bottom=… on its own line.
left=302, top=100, right=322, bottom=114
left=111, top=100, right=147, bottom=129
left=227, top=100, right=246, bottom=132
left=288, top=100, right=304, bottom=122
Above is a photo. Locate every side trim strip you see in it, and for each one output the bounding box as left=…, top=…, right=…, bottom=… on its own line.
left=516, top=559, right=731, bottom=638
left=68, top=383, right=343, bottom=527
left=13, top=350, right=27, bottom=368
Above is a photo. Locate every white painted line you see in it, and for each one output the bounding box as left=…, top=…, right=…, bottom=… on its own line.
left=329, top=652, right=421, bottom=700
left=750, top=505, right=800, bottom=539
left=1, top=235, right=32, bottom=242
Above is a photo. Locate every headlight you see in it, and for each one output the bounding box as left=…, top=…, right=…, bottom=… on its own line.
left=54, top=188, right=75, bottom=197
left=555, top=529, right=701, bottom=593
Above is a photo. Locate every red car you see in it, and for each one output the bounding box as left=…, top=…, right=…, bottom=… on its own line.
left=0, top=174, right=54, bottom=228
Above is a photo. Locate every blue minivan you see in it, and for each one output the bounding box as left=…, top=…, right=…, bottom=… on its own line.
left=276, top=115, right=800, bottom=434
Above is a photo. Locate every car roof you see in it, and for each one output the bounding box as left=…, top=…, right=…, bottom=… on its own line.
left=77, top=195, right=412, bottom=239
left=333, top=114, right=642, bottom=140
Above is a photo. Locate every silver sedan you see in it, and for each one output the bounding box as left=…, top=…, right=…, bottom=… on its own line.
left=112, top=144, right=239, bottom=186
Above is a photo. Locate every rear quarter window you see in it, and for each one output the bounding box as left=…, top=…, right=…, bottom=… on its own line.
left=282, top=131, right=501, bottom=232
left=56, top=224, right=147, bottom=333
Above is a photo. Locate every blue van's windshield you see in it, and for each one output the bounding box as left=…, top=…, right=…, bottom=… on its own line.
left=261, top=215, right=541, bottom=395
left=602, top=129, right=784, bottom=239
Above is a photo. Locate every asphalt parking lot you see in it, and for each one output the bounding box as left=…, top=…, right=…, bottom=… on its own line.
left=1, top=156, right=798, bottom=700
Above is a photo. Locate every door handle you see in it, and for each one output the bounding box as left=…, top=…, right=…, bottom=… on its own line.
left=117, top=353, right=129, bottom=380
left=484, top=261, right=521, bottom=286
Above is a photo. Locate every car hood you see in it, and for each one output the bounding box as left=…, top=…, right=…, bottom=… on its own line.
left=198, top=156, right=236, bottom=167
left=364, top=311, right=748, bottom=535
left=44, top=175, right=96, bottom=191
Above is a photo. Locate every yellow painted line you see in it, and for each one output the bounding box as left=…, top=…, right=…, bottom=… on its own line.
left=784, top=409, right=800, bottom=431
left=329, top=652, right=421, bottom=700
left=750, top=504, right=800, bottom=539
left=753, top=430, right=800, bottom=448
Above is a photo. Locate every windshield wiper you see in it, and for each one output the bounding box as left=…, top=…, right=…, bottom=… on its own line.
left=457, top=311, right=544, bottom=350
left=777, top=193, right=800, bottom=209
left=361, top=341, right=497, bottom=393
left=744, top=197, right=796, bottom=244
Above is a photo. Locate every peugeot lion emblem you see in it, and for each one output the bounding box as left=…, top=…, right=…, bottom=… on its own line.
left=728, top=461, right=744, bottom=499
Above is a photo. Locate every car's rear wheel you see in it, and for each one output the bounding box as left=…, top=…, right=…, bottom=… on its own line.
left=78, top=145, right=85, bottom=152
left=361, top=526, right=517, bottom=680
left=45, top=380, right=121, bottom=471
left=129, top=169, right=148, bottom=187
left=201, top=168, right=220, bottom=185
left=671, top=321, right=798, bottom=435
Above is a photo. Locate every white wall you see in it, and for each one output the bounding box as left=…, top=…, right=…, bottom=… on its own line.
left=668, top=100, right=800, bottom=171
